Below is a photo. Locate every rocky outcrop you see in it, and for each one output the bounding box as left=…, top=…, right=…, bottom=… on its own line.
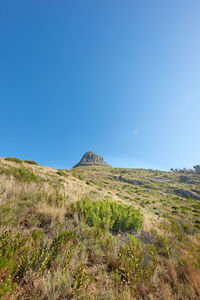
left=73, top=151, right=110, bottom=168
left=173, top=188, right=200, bottom=201
left=118, top=176, right=144, bottom=186
left=115, top=176, right=151, bottom=188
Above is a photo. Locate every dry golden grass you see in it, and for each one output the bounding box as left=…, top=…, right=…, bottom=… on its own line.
left=36, top=202, right=66, bottom=223
left=160, top=283, right=174, bottom=300
left=38, top=270, right=73, bottom=300
left=0, top=158, right=200, bottom=299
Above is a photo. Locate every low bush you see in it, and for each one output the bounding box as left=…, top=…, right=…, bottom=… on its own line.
left=24, top=160, right=38, bottom=165
left=70, top=199, right=143, bottom=233
left=0, top=166, right=39, bottom=183
left=181, top=223, right=193, bottom=234
left=0, top=229, right=75, bottom=298
left=57, top=170, right=68, bottom=177
left=71, top=172, right=85, bottom=180
left=5, top=157, right=22, bottom=164
left=115, top=235, right=157, bottom=291
left=194, top=223, right=200, bottom=230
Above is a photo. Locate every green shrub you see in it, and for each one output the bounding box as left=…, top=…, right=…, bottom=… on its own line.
left=5, top=157, right=22, bottom=164
left=0, top=229, right=75, bottom=298
left=57, top=170, right=68, bottom=177
left=13, top=167, right=39, bottom=183
left=194, top=224, right=200, bottom=230
left=0, top=166, right=39, bottom=183
left=154, top=233, right=171, bottom=257
left=24, top=160, right=38, bottom=165
left=71, top=172, right=84, bottom=180
left=172, top=206, right=178, bottom=210
left=115, top=235, right=157, bottom=291
left=192, top=203, right=200, bottom=210
left=70, top=199, right=143, bottom=233
left=181, top=223, right=193, bottom=234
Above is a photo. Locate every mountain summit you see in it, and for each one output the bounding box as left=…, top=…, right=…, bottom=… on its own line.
left=73, top=151, right=110, bottom=168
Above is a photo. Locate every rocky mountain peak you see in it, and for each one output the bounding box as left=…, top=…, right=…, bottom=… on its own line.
left=73, top=151, right=110, bottom=168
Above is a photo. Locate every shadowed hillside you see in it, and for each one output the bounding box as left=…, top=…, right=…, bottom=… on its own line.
left=0, top=157, right=200, bottom=299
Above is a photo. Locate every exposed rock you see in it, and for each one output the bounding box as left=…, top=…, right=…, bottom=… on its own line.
left=114, top=176, right=151, bottom=188
left=173, top=188, right=200, bottom=201
left=73, top=151, right=110, bottom=168
left=179, top=175, right=195, bottom=184
left=192, top=189, right=200, bottom=195
left=118, top=176, right=143, bottom=186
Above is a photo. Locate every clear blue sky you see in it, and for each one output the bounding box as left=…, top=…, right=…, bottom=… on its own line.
left=0, top=0, right=200, bottom=170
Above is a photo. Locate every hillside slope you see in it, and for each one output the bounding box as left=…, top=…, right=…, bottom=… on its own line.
left=0, top=158, right=200, bottom=299
left=71, top=166, right=200, bottom=232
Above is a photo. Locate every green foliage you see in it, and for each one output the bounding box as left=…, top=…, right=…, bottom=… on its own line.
left=5, top=157, right=22, bottom=164
left=0, top=229, right=75, bottom=298
left=24, top=160, right=38, bottom=165
left=71, top=199, right=143, bottom=233
left=0, top=157, right=200, bottom=298
left=181, top=223, right=193, bottom=234
left=57, top=170, right=69, bottom=177
left=0, top=162, right=41, bottom=184
left=0, top=278, right=17, bottom=298
left=115, top=235, right=157, bottom=291
left=71, top=172, right=85, bottom=180
left=194, top=223, right=200, bottom=230
left=155, top=233, right=171, bottom=257
left=194, top=219, right=200, bottom=229
left=15, top=167, right=39, bottom=183
left=0, top=166, right=39, bottom=183
left=73, top=263, right=91, bottom=290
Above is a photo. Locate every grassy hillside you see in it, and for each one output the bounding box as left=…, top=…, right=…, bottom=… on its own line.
left=0, top=158, right=200, bottom=299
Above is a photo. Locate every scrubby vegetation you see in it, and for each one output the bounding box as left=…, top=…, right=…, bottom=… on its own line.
left=5, top=157, right=22, bottom=164
left=56, top=170, right=68, bottom=177
left=0, top=165, right=39, bottom=183
left=0, top=229, right=74, bottom=298
left=70, top=199, right=143, bottom=233
left=24, top=160, right=38, bottom=165
left=194, top=165, right=200, bottom=174
left=0, top=158, right=199, bottom=299
left=170, top=164, right=200, bottom=175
